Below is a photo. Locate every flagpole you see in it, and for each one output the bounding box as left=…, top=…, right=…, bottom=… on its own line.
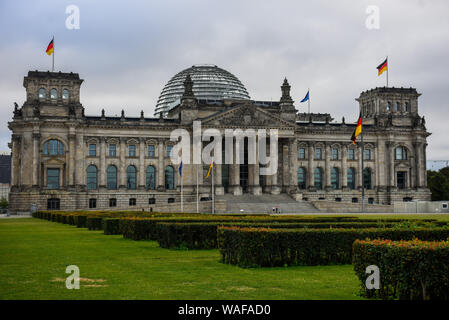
left=386, top=56, right=389, bottom=88
left=212, top=160, right=215, bottom=215
left=181, top=165, right=183, bottom=212
left=361, top=112, right=365, bottom=214
left=196, top=164, right=199, bottom=214
left=52, top=36, right=55, bottom=72
left=308, top=88, right=310, bottom=114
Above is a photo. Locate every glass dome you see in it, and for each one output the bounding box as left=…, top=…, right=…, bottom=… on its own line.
left=154, top=64, right=250, bottom=116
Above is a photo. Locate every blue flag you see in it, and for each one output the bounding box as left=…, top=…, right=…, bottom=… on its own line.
left=178, top=161, right=183, bottom=177
left=300, top=90, right=309, bottom=103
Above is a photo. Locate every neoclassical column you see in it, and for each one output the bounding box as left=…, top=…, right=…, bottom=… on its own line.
left=138, top=137, right=145, bottom=189
left=10, top=134, right=21, bottom=187
left=32, top=132, right=40, bottom=187
left=215, top=162, right=224, bottom=195
left=68, top=132, right=76, bottom=187
left=231, top=137, right=242, bottom=195
left=288, top=138, right=298, bottom=192
left=325, top=142, right=331, bottom=190
left=413, top=142, right=421, bottom=188
left=341, top=144, right=348, bottom=190
left=423, top=143, right=428, bottom=187
left=75, top=133, right=84, bottom=189
left=157, top=138, right=165, bottom=190
left=387, top=142, right=395, bottom=188
left=357, top=144, right=363, bottom=189
left=307, top=142, right=315, bottom=189
left=119, top=137, right=126, bottom=189
left=282, top=142, right=289, bottom=192
left=99, top=137, right=106, bottom=188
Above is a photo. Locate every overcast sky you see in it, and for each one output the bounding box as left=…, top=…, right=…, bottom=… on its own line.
left=0, top=0, right=448, bottom=160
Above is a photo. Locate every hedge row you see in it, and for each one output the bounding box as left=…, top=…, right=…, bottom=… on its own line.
left=353, top=239, right=449, bottom=300
left=217, top=226, right=449, bottom=267
left=103, top=218, right=121, bottom=235
left=155, top=221, right=408, bottom=249
left=87, top=217, right=103, bottom=230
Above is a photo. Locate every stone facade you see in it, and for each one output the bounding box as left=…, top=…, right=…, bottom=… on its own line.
left=7, top=70, right=431, bottom=212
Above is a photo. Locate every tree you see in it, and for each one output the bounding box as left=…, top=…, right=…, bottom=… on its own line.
left=427, top=167, right=449, bottom=201
left=0, top=197, right=8, bottom=209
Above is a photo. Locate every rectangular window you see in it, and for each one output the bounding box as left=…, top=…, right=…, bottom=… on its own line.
left=149, top=198, right=155, bottom=205
left=365, top=149, right=371, bottom=160
left=129, top=145, right=136, bottom=157
left=298, top=148, right=305, bottom=160
left=109, top=198, right=117, bottom=207
left=332, top=148, right=339, bottom=160
left=315, top=148, right=322, bottom=160
left=47, top=168, right=60, bottom=189
left=129, top=198, right=136, bottom=206
left=89, top=144, right=96, bottom=156
left=148, top=145, right=155, bottom=157
left=89, top=198, right=97, bottom=209
left=348, top=149, right=355, bottom=160
left=109, top=144, right=116, bottom=157
left=166, top=145, right=173, bottom=158
left=397, top=172, right=406, bottom=189
left=47, top=198, right=60, bottom=210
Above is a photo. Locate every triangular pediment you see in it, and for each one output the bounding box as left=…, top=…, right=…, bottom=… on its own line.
left=200, top=103, right=295, bottom=128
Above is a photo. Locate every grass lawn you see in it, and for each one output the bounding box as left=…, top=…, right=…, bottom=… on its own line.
left=0, top=218, right=364, bottom=300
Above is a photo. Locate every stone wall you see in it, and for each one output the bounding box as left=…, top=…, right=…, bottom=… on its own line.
left=311, top=200, right=393, bottom=213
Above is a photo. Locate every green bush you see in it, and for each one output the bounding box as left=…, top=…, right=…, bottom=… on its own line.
left=74, top=215, right=87, bottom=228
left=217, top=226, right=449, bottom=267
left=353, top=239, right=449, bottom=300
left=155, top=221, right=403, bottom=250
left=87, top=217, right=103, bottom=230
left=103, top=218, right=121, bottom=235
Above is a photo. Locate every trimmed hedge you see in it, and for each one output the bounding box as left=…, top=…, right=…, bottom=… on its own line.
left=217, top=226, right=449, bottom=267
left=353, top=239, right=449, bottom=300
left=74, top=215, right=87, bottom=228
left=87, top=217, right=103, bottom=230
left=155, top=221, right=404, bottom=249
left=103, top=218, right=121, bottom=235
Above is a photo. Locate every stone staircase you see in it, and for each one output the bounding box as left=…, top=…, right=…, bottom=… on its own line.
left=216, top=194, right=320, bottom=214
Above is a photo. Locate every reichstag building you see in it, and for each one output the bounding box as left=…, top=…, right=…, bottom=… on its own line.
left=8, top=65, right=430, bottom=212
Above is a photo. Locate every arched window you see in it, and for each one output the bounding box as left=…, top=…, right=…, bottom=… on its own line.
left=404, top=102, right=409, bottom=112
left=86, top=165, right=98, bottom=190
left=363, top=168, right=372, bottom=190
left=39, top=88, right=46, bottom=99
left=62, top=89, right=69, bottom=100
left=50, top=88, right=58, bottom=99
left=106, top=165, right=117, bottom=190
left=347, top=168, right=356, bottom=190
left=44, top=139, right=64, bottom=156
left=314, top=167, right=323, bottom=190
left=331, top=167, right=339, bottom=189
left=297, top=167, right=306, bottom=189
left=395, top=102, right=400, bottom=112
left=126, top=165, right=137, bottom=189
left=386, top=101, right=391, bottom=111
left=395, top=146, right=408, bottom=160
left=146, top=166, right=156, bottom=190
left=165, top=166, right=174, bottom=190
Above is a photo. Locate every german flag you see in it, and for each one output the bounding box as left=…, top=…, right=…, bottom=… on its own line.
left=351, top=113, right=362, bottom=144
left=46, top=38, right=54, bottom=56
left=377, top=58, right=387, bottom=76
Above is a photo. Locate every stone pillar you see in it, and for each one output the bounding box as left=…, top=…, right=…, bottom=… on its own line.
left=32, top=132, right=40, bottom=187
left=341, top=145, right=348, bottom=190
left=249, top=136, right=261, bottom=195
left=282, top=142, right=289, bottom=192
left=68, top=132, right=76, bottom=187
left=307, top=142, right=315, bottom=189
left=10, top=134, right=21, bottom=187
left=75, top=133, right=84, bottom=189
left=423, top=143, right=428, bottom=187
left=157, top=139, right=165, bottom=190
left=357, top=145, right=363, bottom=189
left=414, top=142, right=421, bottom=188
left=138, top=138, right=145, bottom=189
left=325, top=142, right=331, bottom=190
left=99, top=137, right=106, bottom=188
left=119, top=137, right=126, bottom=189
left=215, top=163, right=224, bottom=195
left=288, top=138, right=298, bottom=193
left=231, top=138, right=242, bottom=195
left=387, top=142, right=395, bottom=188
